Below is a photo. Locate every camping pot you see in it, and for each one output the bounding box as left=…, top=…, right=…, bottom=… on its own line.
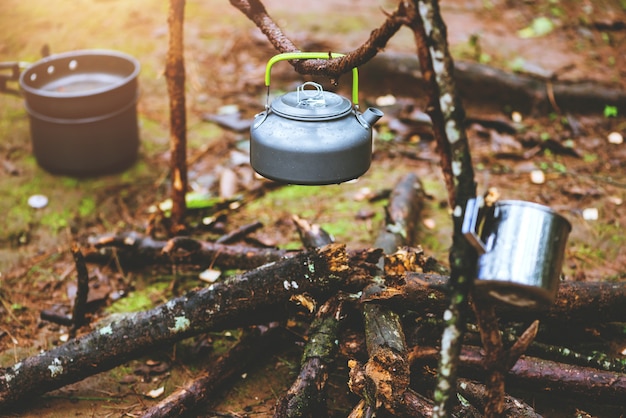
left=462, top=197, right=571, bottom=310
left=250, top=52, right=383, bottom=185
left=1, top=49, right=140, bottom=176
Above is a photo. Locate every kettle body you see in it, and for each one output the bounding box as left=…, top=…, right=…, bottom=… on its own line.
left=249, top=52, right=383, bottom=185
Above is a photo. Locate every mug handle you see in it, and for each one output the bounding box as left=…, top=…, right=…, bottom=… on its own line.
left=461, top=197, right=487, bottom=254
left=264, top=52, right=359, bottom=107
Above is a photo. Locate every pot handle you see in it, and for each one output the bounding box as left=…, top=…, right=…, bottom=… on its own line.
left=0, top=61, right=23, bottom=96
left=264, top=52, right=359, bottom=107
left=461, top=196, right=488, bottom=254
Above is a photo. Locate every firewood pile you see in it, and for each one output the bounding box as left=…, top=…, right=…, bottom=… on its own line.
left=0, top=173, right=624, bottom=417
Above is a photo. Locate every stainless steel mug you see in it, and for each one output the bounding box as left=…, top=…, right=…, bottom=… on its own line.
left=462, top=197, right=572, bottom=309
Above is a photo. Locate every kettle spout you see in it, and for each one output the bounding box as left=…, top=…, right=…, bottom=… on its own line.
left=361, top=107, right=384, bottom=127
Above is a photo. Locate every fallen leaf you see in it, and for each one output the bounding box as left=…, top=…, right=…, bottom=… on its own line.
left=145, top=386, right=165, bottom=399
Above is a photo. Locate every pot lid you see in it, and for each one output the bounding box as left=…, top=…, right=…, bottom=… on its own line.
left=270, top=82, right=352, bottom=121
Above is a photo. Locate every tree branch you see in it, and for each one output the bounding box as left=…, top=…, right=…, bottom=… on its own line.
left=229, top=0, right=406, bottom=79
left=0, top=244, right=356, bottom=410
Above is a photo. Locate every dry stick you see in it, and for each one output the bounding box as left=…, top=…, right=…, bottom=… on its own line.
left=471, top=304, right=505, bottom=416
left=215, top=221, right=263, bottom=244
left=0, top=244, right=358, bottom=410
left=70, top=244, right=90, bottom=336
left=407, top=1, right=478, bottom=416
left=166, top=0, right=188, bottom=233
left=40, top=244, right=92, bottom=329
left=141, top=324, right=282, bottom=418
left=292, top=215, right=335, bottom=249
left=84, top=231, right=293, bottom=271
left=473, top=306, right=542, bottom=417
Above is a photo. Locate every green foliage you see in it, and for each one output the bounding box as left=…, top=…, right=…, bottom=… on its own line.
left=604, top=105, right=618, bottom=118
left=518, top=17, right=555, bottom=38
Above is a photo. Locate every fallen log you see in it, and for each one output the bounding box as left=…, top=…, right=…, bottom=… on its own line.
left=84, top=231, right=293, bottom=270
left=0, top=244, right=369, bottom=410
left=373, top=172, right=425, bottom=253
left=141, top=323, right=282, bottom=418
left=274, top=294, right=350, bottom=418
left=409, top=345, right=626, bottom=405
left=274, top=217, right=342, bottom=418
left=360, top=51, right=626, bottom=114
left=363, top=272, right=626, bottom=325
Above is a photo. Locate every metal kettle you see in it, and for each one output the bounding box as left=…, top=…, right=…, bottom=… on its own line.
left=250, top=52, right=383, bottom=185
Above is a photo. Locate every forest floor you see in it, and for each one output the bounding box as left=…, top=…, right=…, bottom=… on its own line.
left=0, top=0, right=625, bottom=416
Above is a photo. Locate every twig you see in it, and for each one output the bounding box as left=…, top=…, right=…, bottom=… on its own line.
left=141, top=324, right=282, bottom=418
left=471, top=303, right=505, bottom=417
left=215, top=221, right=263, bottom=244
left=70, top=243, right=90, bottom=336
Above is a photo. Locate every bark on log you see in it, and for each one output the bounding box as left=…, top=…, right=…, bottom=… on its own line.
left=410, top=345, right=626, bottom=404
left=457, top=379, right=542, bottom=418
left=471, top=304, right=539, bottom=417
left=274, top=218, right=341, bottom=417
left=374, top=173, right=425, bottom=254
left=525, top=340, right=626, bottom=373
left=362, top=273, right=626, bottom=325
left=358, top=174, right=430, bottom=416
left=141, top=324, right=282, bottom=418
left=274, top=294, right=349, bottom=418
left=0, top=244, right=359, bottom=410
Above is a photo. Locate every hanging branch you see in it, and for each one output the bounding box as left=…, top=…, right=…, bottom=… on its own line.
left=166, top=0, right=188, bottom=233
left=229, top=0, right=407, bottom=79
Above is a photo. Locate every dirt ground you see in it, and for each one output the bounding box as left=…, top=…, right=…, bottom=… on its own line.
left=1, top=0, right=625, bottom=416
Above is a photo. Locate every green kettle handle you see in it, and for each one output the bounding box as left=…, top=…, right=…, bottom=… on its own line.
left=265, top=52, right=359, bottom=106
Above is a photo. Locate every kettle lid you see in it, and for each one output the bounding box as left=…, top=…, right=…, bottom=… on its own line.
left=270, top=81, right=352, bottom=121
